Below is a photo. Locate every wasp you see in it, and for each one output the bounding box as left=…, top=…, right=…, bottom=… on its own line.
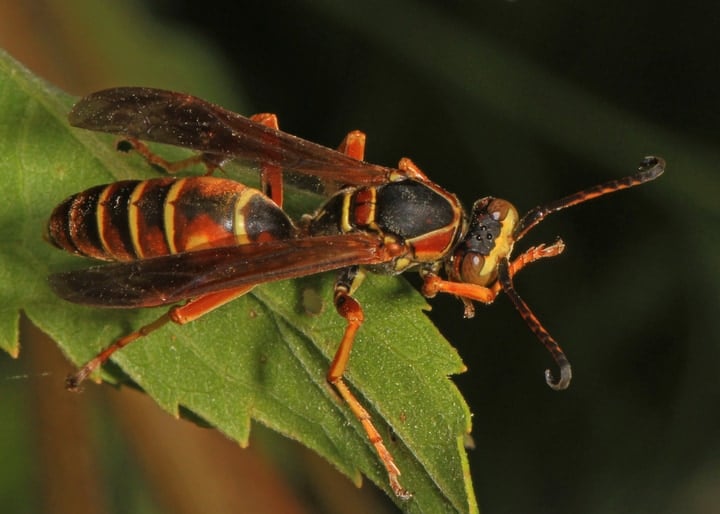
left=47, top=87, right=665, bottom=499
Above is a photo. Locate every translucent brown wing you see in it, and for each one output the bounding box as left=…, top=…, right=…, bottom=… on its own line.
left=69, top=87, right=395, bottom=185
left=48, top=234, right=396, bottom=308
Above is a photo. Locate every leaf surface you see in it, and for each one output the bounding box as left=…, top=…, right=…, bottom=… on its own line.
left=0, top=51, right=477, bottom=513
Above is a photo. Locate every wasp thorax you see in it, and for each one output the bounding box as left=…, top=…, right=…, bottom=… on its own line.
left=452, top=197, right=519, bottom=286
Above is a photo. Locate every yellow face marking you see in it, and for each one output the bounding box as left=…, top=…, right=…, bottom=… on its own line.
left=476, top=203, right=519, bottom=284
left=494, top=203, right=518, bottom=257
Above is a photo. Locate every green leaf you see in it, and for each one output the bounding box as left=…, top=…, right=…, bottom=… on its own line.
left=0, top=50, right=477, bottom=513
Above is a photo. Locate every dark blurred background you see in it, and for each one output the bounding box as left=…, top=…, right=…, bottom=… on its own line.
left=1, top=1, right=718, bottom=513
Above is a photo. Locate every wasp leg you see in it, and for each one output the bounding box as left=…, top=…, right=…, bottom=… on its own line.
left=507, top=239, right=566, bottom=276
left=422, top=239, right=566, bottom=314
left=421, top=240, right=570, bottom=389
left=249, top=113, right=285, bottom=207
left=302, top=129, right=368, bottom=195
left=337, top=130, right=367, bottom=160
left=422, top=275, right=496, bottom=314
left=327, top=266, right=411, bottom=500
left=65, top=286, right=254, bottom=391
left=116, top=137, right=227, bottom=175
left=396, top=157, right=431, bottom=182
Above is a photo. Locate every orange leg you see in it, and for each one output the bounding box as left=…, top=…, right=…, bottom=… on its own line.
left=422, top=239, right=566, bottom=310
left=397, top=157, right=431, bottom=182
left=117, top=111, right=288, bottom=208
left=327, top=267, right=410, bottom=500
left=337, top=130, right=367, bottom=160
left=309, top=129, right=369, bottom=194
left=249, top=113, right=284, bottom=207
left=322, top=133, right=409, bottom=498
left=422, top=239, right=570, bottom=390
left=66, top=285, right=253, bottom=391
left=117, top=137, right=226, bottom=175
left=334, top=132, right=425, bottom=184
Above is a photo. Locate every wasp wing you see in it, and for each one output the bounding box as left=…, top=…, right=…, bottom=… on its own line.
left=49, top=234, right=397, bottom=308
left=69, top=87, right=394, bottom=185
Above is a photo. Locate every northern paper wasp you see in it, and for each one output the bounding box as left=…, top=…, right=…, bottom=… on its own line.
left=47, top=87, right=665, bottom=499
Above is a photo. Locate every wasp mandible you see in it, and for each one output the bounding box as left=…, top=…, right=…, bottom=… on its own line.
left=47, top=88, right=665, bottom=499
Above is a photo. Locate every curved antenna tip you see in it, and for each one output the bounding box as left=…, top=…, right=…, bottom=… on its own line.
left=638, top=156, right=665, bottom=181
left=545, top=362, right=572, bottom=391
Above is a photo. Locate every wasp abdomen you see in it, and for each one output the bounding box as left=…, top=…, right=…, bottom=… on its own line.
left=47, top=177, right=295, bottom=262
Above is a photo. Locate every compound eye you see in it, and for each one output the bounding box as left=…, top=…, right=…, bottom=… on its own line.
left=457, top=251, right=495, bottom=286
left=486, top=198, right=513, bottom=221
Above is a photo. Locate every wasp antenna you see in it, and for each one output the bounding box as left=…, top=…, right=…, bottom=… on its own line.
left=544, top=352, right=572, bottom=391
left=514, top=155, right=665, bottom=241
left=636, top=155, right=665, bottom=181
left=497, top=259, right=572, bottom=390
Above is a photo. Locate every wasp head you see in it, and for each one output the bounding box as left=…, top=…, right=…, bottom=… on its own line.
left=449, top=197, right=519, bottom=286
